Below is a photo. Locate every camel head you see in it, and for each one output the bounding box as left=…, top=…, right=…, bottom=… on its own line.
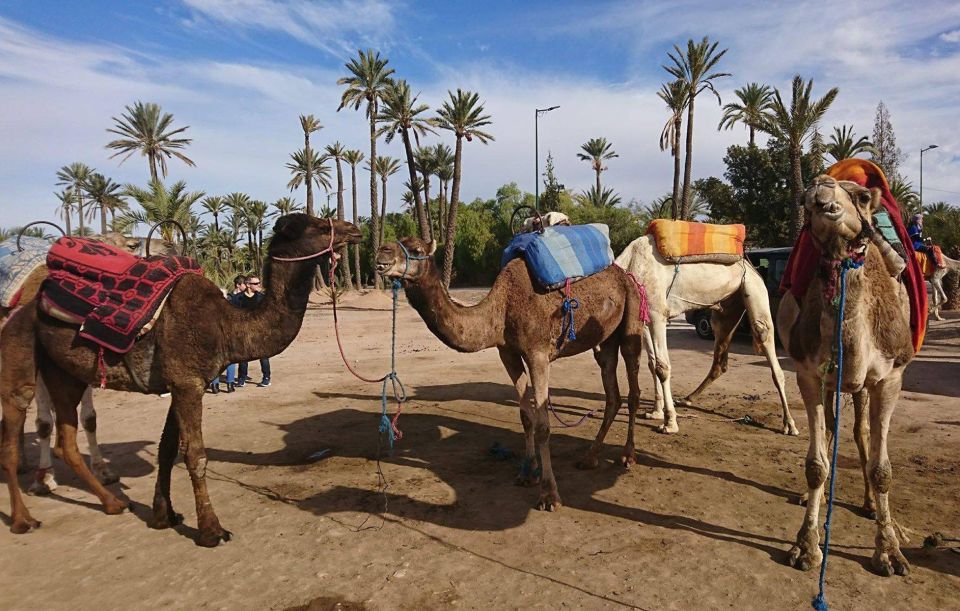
left=269, top=213, right=362, bottom=260
left=375, top=237, right=437, bottom=281
left=805, top=175, right=882, bottom=260
left=94, top=232, right=179, bottom=256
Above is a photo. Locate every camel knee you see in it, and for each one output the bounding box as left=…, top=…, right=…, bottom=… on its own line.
left=534, top=422, right=550, bottom=444
left=752, top=319, right=771, bottom=346
left=3, top=386, right=35, bottom=414
left=870, top=459, right=892, bottom=494
left=654, top=358, right=670, bottom=382
left=805, top=458, right=828, bottom=489
left=183, top=451, right=208, bottom=478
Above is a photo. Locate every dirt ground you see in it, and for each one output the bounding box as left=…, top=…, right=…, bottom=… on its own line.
left=2, top=288, right=959, bottom=610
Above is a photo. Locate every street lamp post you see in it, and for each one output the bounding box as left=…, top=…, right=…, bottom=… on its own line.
left=920, top=144, right=938, bottom=209
left=535, top=105, right=560, bottom=212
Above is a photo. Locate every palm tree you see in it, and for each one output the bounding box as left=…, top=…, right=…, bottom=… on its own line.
left=297, top=115, right=324, bottom=216
left=84, top=173, right=125, bottom=234
left=272, top=196, right=303, bottom=217
left=890, top=177, right=920, bottom=219
left=658, top=80, right=687, bottom=219
left=247, top=200, right=270, bottom=273
left=371, top=156, right=402, bottom=246
left=718, top=83, right=773, bottom=146
left=54, top=189, right=76, bottom=236
left=826, top=125, right=876, bottom=163
left=759, top=75, right=839, bottom=238
left=414, top=145, right=439, bottom=240
left=343, top=149, right=365, bottom=290
left=56, top=162, right=93, bottom=235
left=200, top=196, right=226, bottom=232
left=433, top=143, right=455, bottom=238
left=575, top=185, right=622, bottom=208
left=117, top=179, right=204, bottom=242
left=576, top=137, right=618, bottom=194
left=287, top=148, right=332, bottom=199
left=664, top=37, right=730, bottom=218
left=325, top=141, right=352, bottom=289
left=338, top=49, right=395, bottom=289
left=376, top=78, right=437, bottom=239
left=105, top=101, right=194, bottom=182
left=435, top=89, right=494, bottom=287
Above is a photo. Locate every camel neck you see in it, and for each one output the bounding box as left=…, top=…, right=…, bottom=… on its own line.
left=224, top=257, right=316, bottom=364
left=403, top=260, right=505, bottom=353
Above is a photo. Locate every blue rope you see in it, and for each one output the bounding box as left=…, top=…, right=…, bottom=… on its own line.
left=813, top=257, right=863, bottom=611
left=559, top=295, right=579, bottom=343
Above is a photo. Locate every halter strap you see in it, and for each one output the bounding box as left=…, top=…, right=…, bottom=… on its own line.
left=395, top=240, right=431, bottom=279
left=271, top=218, right=337, bottom=262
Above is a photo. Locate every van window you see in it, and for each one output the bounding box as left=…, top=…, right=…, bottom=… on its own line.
left=772, top=257, right=788, bottom=284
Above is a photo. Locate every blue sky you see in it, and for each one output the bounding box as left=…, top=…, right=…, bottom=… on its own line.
left=2, top=0, right=960, bottom=228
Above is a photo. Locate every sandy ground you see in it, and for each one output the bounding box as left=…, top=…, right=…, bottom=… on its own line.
left=1, top=288, right=959, bottom=610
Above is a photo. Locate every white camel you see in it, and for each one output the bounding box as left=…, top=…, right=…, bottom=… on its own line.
left=611, top=233, right=798, bottom=436
left=925, top=252, right=960, bottom=321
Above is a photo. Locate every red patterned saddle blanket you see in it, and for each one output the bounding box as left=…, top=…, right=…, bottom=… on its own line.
left=40, top=237, right=202, bottom=353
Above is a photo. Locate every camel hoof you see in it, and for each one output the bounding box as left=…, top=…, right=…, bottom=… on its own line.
left=197, top=527, right=232, bottom=547
left=620, top=452, right=636, bottom=468
left=10, top=516, right=41, bottom=534
left=676, top=397, right=694, bottom=407
left=27, top=476, right=57, bottom=496
left=642, top=410, right=665, bottom=421
left=535, top=493, right=562, bottom=512
left=783, top=423, right=800, bottom=436
left=575, top=455, right=599, bottom=470
left=872, top=550, right=910, bottom=577
left=787, top=544, right=821, bottom=571
left=93, top=464, right=120, bottom=486
left=859, top=505, right=877, bottom=521
left=514, top=473, right=540, bottom=487
left=103, top=497, right=128, bottom=515
left=150, top=502, right=183, bottom=529
left=657, top=423, right=679, bottom=434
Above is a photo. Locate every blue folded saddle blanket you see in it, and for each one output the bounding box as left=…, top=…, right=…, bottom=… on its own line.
left=501, top=224, right=614, bottom=290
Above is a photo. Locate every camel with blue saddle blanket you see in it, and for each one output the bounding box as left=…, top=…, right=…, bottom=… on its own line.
left=587, top=219, right=798, bottom=461
left=376, top=225, right=648, bottom=512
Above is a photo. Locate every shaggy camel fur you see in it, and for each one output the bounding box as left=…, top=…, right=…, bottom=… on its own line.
left=0, top=215, right=361, bottom=545
left=376, top=238, right=645, bottom=511
left=1, top=232, right=177, bottom=492
left=925, top=252, right=960, bottom=320
left=610, top=235, right=797, bottom=435
left=777, top=176, right=914, bottom=576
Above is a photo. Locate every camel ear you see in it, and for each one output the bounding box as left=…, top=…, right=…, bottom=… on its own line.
left=428, top=240, right=437, bottom=255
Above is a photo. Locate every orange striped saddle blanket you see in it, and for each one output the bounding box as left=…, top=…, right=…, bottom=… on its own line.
left=646, top=219, right=745, bottom=264
left=915, top=248, right=944, bottom=279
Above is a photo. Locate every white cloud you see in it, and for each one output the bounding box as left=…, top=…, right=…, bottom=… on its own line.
left=941, top=29, right=960, bottom=43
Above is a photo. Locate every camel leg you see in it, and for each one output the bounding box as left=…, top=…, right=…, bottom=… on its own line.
left=526, top=353, right=560, bottom=511
left=576, top=337, right=621, bottom=470
left=1, top=339, right=40, bottom=533
left=79, top=388, right=117, bottom=485
left=744, top=290, right=798, bottom=436
left=788, top=372, right=830, bottom=571
left=42, top=362, right=127, bottom=515
left=868, top=374, right=910, bottom=576
left=150, top=404, right=184, bottom=528
left=853, top=389, right=875, bottom=519
left=171, top=382, right=231, bottom=546
left=647, top=316, right=678, bottom=433
left=498, top=347, right=538, bottom=486
left=28, top=374, right=58, bottom=495
left=679, top=307, right=741, bottom=406
left=619, top=333, right=643, bottom=467
left=641, top=323, right=665, bottom=421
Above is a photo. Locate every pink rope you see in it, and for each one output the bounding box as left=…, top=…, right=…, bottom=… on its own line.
left=271, top=218, right=336, bottom=262
left=614, top=263, right=650, bottom=324
left=97, top=347, right=107, bottom=389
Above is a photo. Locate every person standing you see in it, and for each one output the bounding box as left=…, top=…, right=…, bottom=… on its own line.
left=235, top=275, right=271, bottom=387
left=211, top=275, right=246, bottom=393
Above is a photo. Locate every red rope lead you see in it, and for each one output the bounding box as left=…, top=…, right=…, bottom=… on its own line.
left=97, top=347, right=107, bottom=389
left=614, top=263, right=650, bottom=324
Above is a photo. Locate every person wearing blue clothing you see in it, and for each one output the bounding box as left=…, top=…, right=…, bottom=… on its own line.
left=234, top=275, right=271, bottom=388
left=210, top=275, right=246, bottom=393
left=908, top=214, right=942, bottom=268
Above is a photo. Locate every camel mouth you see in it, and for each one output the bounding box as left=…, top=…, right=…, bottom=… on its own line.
left=375, top=261, right=392, bottom=275
left=340, top=226, right=363, bottom=245
left=818, top=207, right=844, bottom=222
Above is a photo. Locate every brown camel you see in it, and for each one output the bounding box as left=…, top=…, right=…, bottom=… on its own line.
left=376, top=237, right=645, bottom=511
left=0, top=214, right=361, bottom=546
left=777, top=176, right=914, bottom=576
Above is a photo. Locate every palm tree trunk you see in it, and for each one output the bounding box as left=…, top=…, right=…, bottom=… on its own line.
left=78, top=196, right=85, bottom=235
left=334, top=159, right=351, bottom=290
left=442, top=136, right=463, bottom=288
left=671, top=118, right=682, bottom=220
left=100, top=204, right=108, bottom=235
left=64, top=210, right=72, bottom=236
left=791, top=144, right=805, bottom=239
left=369, top=101, right=382, bottom=290
left=149, top=153, right=159, bottom=183
left=380, top=177, right=388, bottom=246
left=304, top=131, right=315, bottom=217
left=350, top=165, right=362, bottom=290
left=681, top=94, right=696, bottom=219
left=595, top=167, right=601, bottom=194
left=402, top=129, right=430, bottom=239
left=214, top=213, right=219, bottom=233
left=437, top=184, right=446, bottom=244
left=749, top=125, right=756, bottom=147
left=421, top=174, right=434, bottom=242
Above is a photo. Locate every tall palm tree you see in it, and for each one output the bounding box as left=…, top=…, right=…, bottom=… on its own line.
left=658, top=80, right=687, bottom=219
left=338, top=49, right=395, bottom=289
left=325, top=141, right=352, bottom=289
left=826, top=125, right=876, bottom=163
left=287, top=148, right=332, bottom=200
left=272, top=196, right=303, bottom=217
left=118, top=179, right=204, bottom=242
left=56, top=162, right=93, bottom=235
left=297, top=115, right=323, bottom=216
left=371, top=156, right=402, bottom=246
left=577, top=137, right=619, bottom=196
left=376, top=78, right=436, bottom=239
left=575, top=185, right=622, bottom=208
left=105, top=101, right=195, bottom=182
left=247, top=200, right=270, bottom=274
left=664, top=36, right=730, bottom=218
left=718, top=83, right=773, bottom=146
left=435, top=88, right=494, bottom=287
left=343, top=149, right=365, bottom=290
left=432, top=143, right=455, bottom=238
left=200, top=196, right=226, bottom=232
left=54, top=189, right=76, bottom=236
left=414, top=146, right=440, bottom=241
left=84, top=173, right=125, bottom=234
left=759, top=75, right=839, bottom=238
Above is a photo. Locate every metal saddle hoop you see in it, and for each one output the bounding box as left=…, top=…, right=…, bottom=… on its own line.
left=510, top=205, right=544, bottom=236
left=145, top=219, right=189, bottom=257
left=16, top=221, right=66, bottom=252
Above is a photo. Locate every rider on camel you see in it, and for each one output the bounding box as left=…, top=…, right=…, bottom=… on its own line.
left=908, top=213, right=944, bottom=268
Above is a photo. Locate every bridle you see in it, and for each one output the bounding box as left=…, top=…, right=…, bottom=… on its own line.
left=392, top=240, right=431, bottom=280
left=271, top=218, right=337, bottom=262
